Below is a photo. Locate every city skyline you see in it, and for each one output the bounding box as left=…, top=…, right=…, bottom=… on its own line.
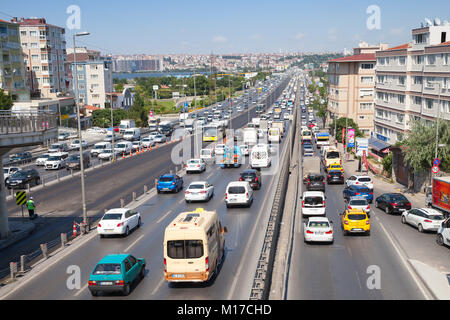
left=2, top=0, right=450, bottom=55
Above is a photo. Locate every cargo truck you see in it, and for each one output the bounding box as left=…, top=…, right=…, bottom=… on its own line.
left=220, top=145, right=242, bottom=168
left=425, top=176, right=450, bottom=216
left=119, top=120, right=135, bottom=133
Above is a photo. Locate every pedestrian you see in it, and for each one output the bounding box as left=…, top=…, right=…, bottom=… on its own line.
left=26, top=197, right=36, bottom=220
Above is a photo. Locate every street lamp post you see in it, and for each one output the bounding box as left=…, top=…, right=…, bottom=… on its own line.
left=110, top=92, right=115, bottom=162
left=430, top=81, right=442, bottom=184
left=73, top=31, right=90, bottom=226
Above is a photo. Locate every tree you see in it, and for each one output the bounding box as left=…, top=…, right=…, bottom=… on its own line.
left=402, top=119, right=450, bottom=173
left=382, top=152, right=393, bottom=177
left=329, top=117, right=364, bottom=141
left=0, top=89, right=13, bottom=110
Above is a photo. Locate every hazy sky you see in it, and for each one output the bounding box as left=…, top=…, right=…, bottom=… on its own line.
left=2, top=0, right=450, bottom=55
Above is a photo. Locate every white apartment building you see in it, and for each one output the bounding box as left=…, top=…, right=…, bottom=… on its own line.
left=374, top=21, right=450, bottom=144
left=13, top=17, right=67, bottom=98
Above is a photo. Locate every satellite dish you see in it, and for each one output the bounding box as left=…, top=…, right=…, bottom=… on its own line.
left=434, top=18, right=441, bottom=26
left=424, top=18, right=433, bottom=26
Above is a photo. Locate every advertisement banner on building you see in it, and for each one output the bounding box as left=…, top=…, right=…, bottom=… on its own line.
left=363, top=150, right=368, bottom=171
left=347, top=128, right=355, bottom=148
left=342, top=128, right=345, bottom=144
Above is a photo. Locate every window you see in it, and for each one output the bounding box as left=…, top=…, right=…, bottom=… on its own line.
left=359, top=116, right=365, bottom=120
left=361, top=76, right=373, bottom=84
left=32, top=66, right=40, bottom=71
left=426, top=55, right=436, bottom=65
left=360, top=103, right=373, bottom=110
left=398, top=95, right=405, bottom=104
left=124, top=260, right=131, bottom=273
left=414, top=33, right=428, bottom=44
left=396, top=113, right=404, bottom=123
left=78, top=74, right=84, bottom=80
left=30, top=31, right=37, bottom=37
left=77, top=65, right=83, bottom=71
left=376, top=109, right=384, bottom=118
left=91, top=84, right=99, bottom=89
left=41, top=54, right=48, bottom=60
left=128, top=256, right=137, bottom=266
left=21, top=43, right=27, bottom=48
left=398, top=76, right=406, bottom=85
left=92, top=94, right=100, bottom=99
left=167, top=240, right=204, bottom=259
left=425, top=98, right=434, bottom=109
left=20, top=31, right=26, bottom=36
left=78, top=84, right=85, bottom=90
left=414, top=55, right=424, bottom=65
left=414, top=76, right=422, bottom=85
left=361, top=63, right=374, bottom=69
left=42, top=65, right=48, bottom=71
left=359, top=89, right=374, bottom=97
left=31, top=54, right=39, bottom=60
left=414, top=96, right=422, bottom=105
left=443, top=53, right=449, bottom=65
left=91, top=74, right=99, bottom=80
left=399, top=56, right=406, bottom=65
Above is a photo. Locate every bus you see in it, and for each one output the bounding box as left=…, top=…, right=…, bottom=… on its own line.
left=163, top=208, right=228, bottom=283
left=202, top=125, right=224, bottom=142
left=315, top=132, right=330, bottom=149
left=256, top=104, right=264, bottom=114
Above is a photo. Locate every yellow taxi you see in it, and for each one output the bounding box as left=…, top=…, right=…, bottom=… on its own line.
left=340, top=208, right=370, bottom=236
left=327, top=163, right=344, bottom=173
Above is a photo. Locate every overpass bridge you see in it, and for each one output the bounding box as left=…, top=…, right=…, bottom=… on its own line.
left=0, top=111, right=58, bottom=239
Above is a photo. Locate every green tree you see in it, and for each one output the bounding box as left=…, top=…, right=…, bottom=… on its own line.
left=382, top=152, right=393, bottom=177
left=0, top=89, right=13, bottom=110
left=329, top=117, right=364, bottom=141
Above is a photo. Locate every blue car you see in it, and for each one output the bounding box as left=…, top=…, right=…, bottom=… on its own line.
left=88, top=254, right=146, bottom=296
left=343, top=185, right=374, bottom=203
left=157, top=174, right=183, bottom=193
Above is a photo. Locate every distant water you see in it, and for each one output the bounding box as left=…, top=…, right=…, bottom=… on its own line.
left=114, top=71, right=210, bottom=80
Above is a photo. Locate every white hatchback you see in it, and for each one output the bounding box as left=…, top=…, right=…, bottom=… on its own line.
left=225, top=181, right=253, bottom=208
left=97, top=208, right=141, bottom=237
left=186, top=159, right=206, bottom=173
left=346, top=175, right=374, bottom=190
left=185, top=181, right=214, bottom=203
left=301, top=191, right=326, bottom=216
left=303, top=217, right=334, bottom=244
left=401, top=208, right=445, bottom=233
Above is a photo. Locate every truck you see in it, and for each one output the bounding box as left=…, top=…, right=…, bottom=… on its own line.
left=119, top=120, right=135, bottom=133
left=220, top=145, right=242, bottom=168
left=425, top=176, right=450, bottom=216
left=271, top=120, right=285, bottom=137
left=252, top=118, right=261, bottom=127
left=183, top=119, right=195, bottom=134
left=259, top=119, right=269, bottom=132
left=148, top=117, right=160, bottom=132
left=243, top=127, right=258, bottom=146
left=302, top=156, right=322, bottom=185
left=179, top=113, right=189, bottom=125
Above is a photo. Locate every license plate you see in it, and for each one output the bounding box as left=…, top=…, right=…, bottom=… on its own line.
left=101, top=282, right=113, bottom=286
left=104, top=229, right=113, bottom=233
left=399, top=209, right=406, bottom=212
left=246, top=179, right=252, bottom=182
left=315, top=232, right=324, bottom=235
left=352, top=228, right=363, bottom=231
left=163, top=188, right=170, bottom=191
left=172, top=274, right=185, bottom=278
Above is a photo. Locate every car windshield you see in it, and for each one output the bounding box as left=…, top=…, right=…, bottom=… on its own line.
left=228, top=186, right=246, bottom=194
left=391, top=195, right=407, bottom=202
left=327, top=151, right=340, bottom=159
left=309, top=175, right=323, bottom=182
left=102, top=213, right=123, bottom=220
left=347, top=214, right=367, bottom=220
left=308, top=221, right=330, bottom=228
left=117, top=144, right=127, bottom=148
left=201, top=150, right=212, bottom=155
left=50, top=144, right=61, bottom=149
left=48, top=156, right=62, bottom=161
left=189, top=184, right=205, bottom=189
left=302, top=131, right=311, bottom=136
left=427, top=214, right=444, bottom=220
left=68, top=155, right=80, bottom=161
left=304, top=196, right=324, bottom=206
left=358, top=177, right=372, bottom=182
left=93, top=263, right=122, bottom=275
left=350, top=200, right=368, bottom=206
left=159, top=177, right=174, bottom=182
left=188, top=160, right=199, bottom=164
left=39, top=154, right=51, bottom=159
left=102, top=150, right=112, bottom=154
left=95, top=145, right=105, bottom=149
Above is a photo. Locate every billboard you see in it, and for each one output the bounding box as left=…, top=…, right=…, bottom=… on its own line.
left=356, top=138, right=369, bottom=157
left=347, top=128, right=355, bottom=148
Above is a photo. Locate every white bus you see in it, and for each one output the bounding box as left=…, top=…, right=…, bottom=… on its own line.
left=164, top=208, right=228, bottom=283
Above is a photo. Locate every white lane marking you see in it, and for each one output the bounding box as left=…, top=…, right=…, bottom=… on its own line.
left=124, top=234, right=145, bottom=252
left=178, top=198, right=184, bottom=204
left=378, top=221, right=431, bottom=300
left=74, top=283, right=89, bottom=297
left=151, top=276, right=166, bottom=296
left=156, top=210, right=173, bottom=224
left=206, top=172, right=214, bottom=180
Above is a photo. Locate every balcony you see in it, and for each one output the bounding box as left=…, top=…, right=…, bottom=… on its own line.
left=375, top=82, right=406, bottom=92
left=375, top=64, right=407, bottom=73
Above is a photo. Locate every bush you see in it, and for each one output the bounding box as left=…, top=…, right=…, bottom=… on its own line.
left=382, top=152, right=393, bottom=177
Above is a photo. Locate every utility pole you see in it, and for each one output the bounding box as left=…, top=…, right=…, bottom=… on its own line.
left=432, top=81, right=442, bottom=184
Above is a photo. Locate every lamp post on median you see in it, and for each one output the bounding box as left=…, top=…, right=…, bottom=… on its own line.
left=429, top=81, right=442, bottom=184
left=73, top=31, right=90, bottom=225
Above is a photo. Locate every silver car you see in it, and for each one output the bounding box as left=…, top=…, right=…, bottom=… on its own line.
left=346, top=196, right=371, bottom=215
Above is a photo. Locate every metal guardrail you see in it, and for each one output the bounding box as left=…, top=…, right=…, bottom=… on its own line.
left=0, top=111, right=58, bottom=135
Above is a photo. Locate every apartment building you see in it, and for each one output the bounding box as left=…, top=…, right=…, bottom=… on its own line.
left=327, top=42, right=389, bottom=136
left=13, top=17, right=67, bottom=99
left=68, top=51, right=113, bottom=108
left=374, top=21, right=450, bottom=144
left=0, top=19, right=28, bottom=101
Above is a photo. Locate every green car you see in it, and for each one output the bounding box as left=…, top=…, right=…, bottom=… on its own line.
left=88, top=254, right=146, bottom=296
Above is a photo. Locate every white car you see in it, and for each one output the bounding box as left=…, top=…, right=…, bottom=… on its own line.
left=401, top=208, right=445, bottom=233
left=301, top=191, right=326, bottom=216
left=346, top=175, right=374, bottom=189
left=69, top=139, right=87, bottom=150
left=200, top=148, right=214, bottom=160
left=185, top=181, right=214, bottom=203
left=35, top=153, right=52, bottom=166
left=97, top=208, right=141, bottom=237
left=142, top=136, right=155, bottom=148
left=44, top=152, right=69, bottom=170
left=153, top=134, right=167, bottom=144
left=215, top=144, right=226, bottom=155
left=3, top=167, right=20, bottom=183
left=98, top=149, right=120, bottom=161
left=303, top=217, right=334, bottom=244
left=346, top=196, right=371, bottom=215
left=257, top=129, right=265, bottom=139
left=91, top=142, right=111, bottom=157
left=186, top=159, right=206, bottom=173
left=148, top=132, right=159, bottom=140
left=225, top=181, right=253, bottom=208
left=436, top=217, right=450, bottom=247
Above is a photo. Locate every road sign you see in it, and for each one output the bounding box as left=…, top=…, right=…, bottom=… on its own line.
left=433, top=158, right=440, bottom=166
left=16, top=191, right=27, bottom=206
left=149, top=110, right=153, bottom=117
left=432, top=166, right=440, bottom=174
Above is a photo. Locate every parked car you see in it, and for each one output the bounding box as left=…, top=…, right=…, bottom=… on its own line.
left=346, top=175, right=373, bottom=190
left=97, top=208, right=141, bottom=238
left=327, top=170, right=344, bottom=184
left=301, top=191, right=326, bottom=216
left=375, top=193, right=411, bottom=214
left=185, top=159, right=206, bottom=173
left=98, top=149, right=120, bottom=161
left=157, top=174, right=183, bottom=193
left=153, top=134, right=167, bottom=144
left=9, top=152, right=32, bottom=163
left=225, top=181, right=253, bottom=208
left=401, top=208, right=445, bottom=233
left=66, top=152, right=91, bottom=170
left=303, top=217, right=334, bottom=244
left=88, top=254, right=145, bottom=296
left=6, top=169, right=40, bottom=189
left=346, top=196, right=371, bottom=216
left=436, top=217, right=450, bottom=247
left=142, top=136, right=155, bottom=148
left=184, top=181, right=214, bottom=203
left=343, top=185, right=373, bottom=203
left=340, top=208, right=371, bottom=236
left=3, top=167, right=20, bottom=183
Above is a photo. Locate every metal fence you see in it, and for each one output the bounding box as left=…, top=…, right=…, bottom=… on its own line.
left=0, top=111, right=58, bottom=135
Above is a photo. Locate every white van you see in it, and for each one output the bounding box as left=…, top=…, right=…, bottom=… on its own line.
left=123, top=128, right=141, bottom=141
left=164, top=208, right=227, bottom=283
left=91, top=142, right=111, bottom=157
left=115, top=141, right=133, bottom=154
left=268, top=127, right=281, bottom=143
left=225, top=181, right=253, bottom=208
left=301, top=191, right=326, bottom=216
left=250, top=144, right=271, bottom=169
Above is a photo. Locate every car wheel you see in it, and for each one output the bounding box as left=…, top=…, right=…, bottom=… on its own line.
left=140, top=265, right=146, bottom=279
left=100, top=234, right=105, bottom=239
left=436, top=234, right=444, bottom=246
left=35, top=178, right=40, bottom=186
left=137, top=218, right=141, bottom=228
left=375, top=201, right=379, bottom=208
left=385, top=206, right=390, bottom=214
left=366, top=230, right=371, bottom=236
left=90, top=291, right=98, bottom=297
left=125, top=226, right=130, bottom=237
left=418, top=224, right=424, bottom=233
left=122, top=284, right=130, bottom=296
left=401, top=215, right=406, bottom=224
left=157, top=190, right=161, bottom=194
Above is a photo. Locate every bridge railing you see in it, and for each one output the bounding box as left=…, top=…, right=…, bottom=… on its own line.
left=0, top=111, right=58, bottom=135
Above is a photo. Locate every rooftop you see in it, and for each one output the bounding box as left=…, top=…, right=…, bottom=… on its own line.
left=328, top=53, right=376, bottom=63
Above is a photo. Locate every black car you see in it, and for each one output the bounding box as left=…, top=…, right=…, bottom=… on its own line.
left=66, top=152, right=91, bottom=170
left=10, top=152, right=32, bottom=163
left=239, top=169, right=261, bottom=190
left=327, top=170, right=344, bottom=184
left=375, top=193, right=411, bottom=214
left=6, top=169, right=40, bottom=189
left=305, top=174, right=325, bottom=191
